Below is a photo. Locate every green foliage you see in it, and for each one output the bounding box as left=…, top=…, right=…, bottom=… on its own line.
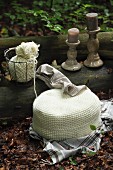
left=82, top=147, right=96, bottom=156
left=90, top=124, right=97, bottom=131
left=0, top=0, right=113, bottom=35
left=59, top=166, right=65, bottom=170
left=86, top=151, right=96, bottom=156
left=69, top=156, right=78, bottom=165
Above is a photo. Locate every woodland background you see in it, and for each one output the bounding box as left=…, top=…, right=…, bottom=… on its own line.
left=1, top=1, right=113, bottom=169
left=0, top=0, right=113, bottom=37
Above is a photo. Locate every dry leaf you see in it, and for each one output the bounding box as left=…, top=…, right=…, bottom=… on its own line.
left=5, top=74, right=11, bottom=81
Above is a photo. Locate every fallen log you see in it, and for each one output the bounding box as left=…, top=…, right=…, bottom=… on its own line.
left=0, top=32, right=113, bottom=65
left=0, top=60, right=113, bottom=122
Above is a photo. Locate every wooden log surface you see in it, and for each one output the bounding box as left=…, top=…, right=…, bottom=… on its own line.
left=0, top=32, right=113, bottom=66
left=0, top=60, right=113, bottom=122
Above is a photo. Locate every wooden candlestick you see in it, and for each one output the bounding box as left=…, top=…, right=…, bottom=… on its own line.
left=84, top=27, right=103, bottom=68
left=61, top=40, right=81, bottom=71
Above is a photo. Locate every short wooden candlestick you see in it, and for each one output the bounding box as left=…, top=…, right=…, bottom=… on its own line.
left=84, top=27, right=103, bottom=68
left=61, top=40, right=81, bottom=71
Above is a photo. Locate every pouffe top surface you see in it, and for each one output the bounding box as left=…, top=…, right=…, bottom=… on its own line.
left=33, top=88, right=101, bottom=140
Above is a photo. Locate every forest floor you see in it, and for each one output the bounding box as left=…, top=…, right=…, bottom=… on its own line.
left=0, top=91, right=113, bottom=170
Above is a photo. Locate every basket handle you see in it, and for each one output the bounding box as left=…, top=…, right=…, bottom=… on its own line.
left=4, top=47, right=16, bottom=58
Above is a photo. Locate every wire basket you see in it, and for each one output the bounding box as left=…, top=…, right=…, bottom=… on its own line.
left=4, top=48, right=37, bottom=83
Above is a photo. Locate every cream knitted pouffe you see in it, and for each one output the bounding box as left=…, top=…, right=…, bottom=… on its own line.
left=32, top=88, right=101, bottom=140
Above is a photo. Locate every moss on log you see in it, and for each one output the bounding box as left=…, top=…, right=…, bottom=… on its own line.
left=0, top=32, right=113, bottom=65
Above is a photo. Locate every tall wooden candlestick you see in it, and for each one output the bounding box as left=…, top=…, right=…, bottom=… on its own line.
left=84, top=13, right=103, bottom=68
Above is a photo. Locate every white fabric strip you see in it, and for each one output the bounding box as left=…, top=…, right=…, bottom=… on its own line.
left=36, top=64, right=86, bottom=96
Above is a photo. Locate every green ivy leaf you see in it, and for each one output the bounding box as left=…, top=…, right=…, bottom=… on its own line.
left=69, top=157, right=78, bottom=165
left=86, top=151, right=96, bottom=156
left=90, top=125, right=97, bottom=131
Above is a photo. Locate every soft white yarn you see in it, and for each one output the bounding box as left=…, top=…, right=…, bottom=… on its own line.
left=8, top=42, right=40, bottom=82
left=16, top=42, right=40, bottom=59
left=33, top=88, right=102, bottom=140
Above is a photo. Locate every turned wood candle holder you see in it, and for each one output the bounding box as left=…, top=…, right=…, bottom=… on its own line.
left=61, top=40, right=81, bottom=71
left=84, top=27, right=103, bottom=68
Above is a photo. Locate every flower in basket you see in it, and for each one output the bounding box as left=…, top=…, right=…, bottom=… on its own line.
left=8, top=41, right=40, bottom=82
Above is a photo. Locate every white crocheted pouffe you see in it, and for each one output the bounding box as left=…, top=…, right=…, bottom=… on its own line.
left=32, top=88, right=101, bottom=140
